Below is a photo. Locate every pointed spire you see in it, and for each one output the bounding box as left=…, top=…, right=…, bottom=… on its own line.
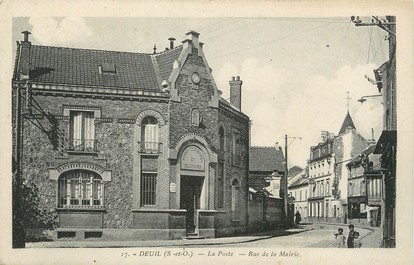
left=345, top=91, right=352, bottom=112
left=338, top=111, right=356, bottom=135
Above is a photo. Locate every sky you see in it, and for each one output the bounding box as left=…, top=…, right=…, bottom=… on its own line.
left=12, top=17, right=389, bottom=168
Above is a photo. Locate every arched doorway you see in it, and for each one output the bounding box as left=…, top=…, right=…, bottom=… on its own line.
left=178, top=145, right=207, bottom=233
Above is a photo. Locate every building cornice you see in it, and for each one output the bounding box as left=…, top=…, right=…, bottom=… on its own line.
left=14, top=81, right=170, bottom=102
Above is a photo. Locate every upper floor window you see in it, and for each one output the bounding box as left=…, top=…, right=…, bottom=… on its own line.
left=219, top=127, right=225, bottom=151
left=141, top=116, right=159, bottom=153
left=232, top=131, right=241, bottom=165
left=69, top=111, right=95, bottom=152
left=191, top=108, right=201, bottom=127
left=58, top=170, right=103, bottom=208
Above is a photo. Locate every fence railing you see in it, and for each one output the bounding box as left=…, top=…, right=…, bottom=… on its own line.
left=140, top=142, right=162, bottom=154
left=67, top=139, right=98, bottom=152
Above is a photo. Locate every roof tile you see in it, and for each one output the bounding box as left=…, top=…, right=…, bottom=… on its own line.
left=249, top=146, right=285, bottom=172
left=26, top=45, right=183, bottom=91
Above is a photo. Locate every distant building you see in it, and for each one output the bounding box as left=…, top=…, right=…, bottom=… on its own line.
left=346, top=144, right=382, bottom=227
left=249, top=146, right=285, bottom=197
left=12, top=30, right=250, bottom=241
left=247, top=146, right=285, bottom=230
left=288, top=167, right=309, bottom=221
left=307, top=112, right=370, bottom=223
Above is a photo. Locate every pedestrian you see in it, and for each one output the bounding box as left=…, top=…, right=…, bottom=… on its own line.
left=334, top=228, right=346, bottom=248
left=346, top=224, right=361, bottom=248
left=294, top=210, right=301, bottom=226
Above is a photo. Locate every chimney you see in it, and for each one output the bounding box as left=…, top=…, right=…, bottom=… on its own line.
left=186, top=30, right=200, bottom=47
left=229, top=76, right=243, bottom=111
left=19, top=31, right=32, bottom=80
left=168, top=37, right=176, bottom=49
left=153, top=44, right=157, bottom=54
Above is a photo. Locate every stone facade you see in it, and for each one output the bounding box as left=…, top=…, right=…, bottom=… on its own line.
left=13, top=30, right=249, bottom=241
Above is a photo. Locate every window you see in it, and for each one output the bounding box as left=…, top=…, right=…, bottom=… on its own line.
left=219, top=127, right=225, bottom=151
left=326, top=180, right=330, bottom=195
left=69, top=111, right=95, bottom=152
left=141, top=173, right=157, bottom=206
left=99, top=62, right=116, bottom=74
left=232, top=131, right=241, bottom=165
left=217, top=162, right=224, bottom=208
left=141, top=116, right=159, bottom=153
left=191, top=108, right=201, bottom=127
left=231, top=179, right=240, bottom=212
left=58, top=170, right=102, bottom=207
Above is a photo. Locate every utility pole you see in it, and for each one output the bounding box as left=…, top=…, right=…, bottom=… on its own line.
left=284, top=135, right=288, bottom=223
left=283, top=135, right=302, bottom=225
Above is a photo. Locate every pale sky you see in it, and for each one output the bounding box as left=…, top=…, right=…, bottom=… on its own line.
left=13, top=17, right=388, bottom=167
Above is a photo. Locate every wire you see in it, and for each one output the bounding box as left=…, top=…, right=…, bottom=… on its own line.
left=367, top=21, right=373, bottom=64
left=330, top=21, right=351, bottom=75
left=210, top=22, right=336, bottom=60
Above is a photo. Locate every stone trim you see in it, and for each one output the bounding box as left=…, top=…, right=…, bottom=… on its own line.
left=118, top=118, right=135, bottom=124
left=95, top=117, right=113, bottom=123
left=49, top=162, right=112, bottom=181
left=24, top=114, right=44, bottom=119
left=63, top=105, right=101, bottom=119
left=169, top=133, right=217, bottom=163
left=131, top=209, right=187, bottom=213
left=136, top=109, right=166, bottom=126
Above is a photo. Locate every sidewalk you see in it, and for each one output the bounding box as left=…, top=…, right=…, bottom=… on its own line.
left=26, top=227, right=311, bottom=248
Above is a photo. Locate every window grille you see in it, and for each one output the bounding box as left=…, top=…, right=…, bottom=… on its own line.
left=141, top=173, right=157, bottom=206
left=58, top=170, right=103, bottom=208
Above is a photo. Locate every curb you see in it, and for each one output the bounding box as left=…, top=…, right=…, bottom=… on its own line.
left=27, top=229, right=313, bottom=248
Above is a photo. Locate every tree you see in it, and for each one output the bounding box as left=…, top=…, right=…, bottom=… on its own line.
left=12, top=171, right=58, bottom=248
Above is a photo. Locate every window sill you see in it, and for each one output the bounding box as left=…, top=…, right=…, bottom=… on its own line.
left=67, top=150, right=98, bottom=156
left=57, top=207, right=106, bottom=212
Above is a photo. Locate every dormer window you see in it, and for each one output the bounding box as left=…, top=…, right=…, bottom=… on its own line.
left=99, top=62, right=117, bottom=75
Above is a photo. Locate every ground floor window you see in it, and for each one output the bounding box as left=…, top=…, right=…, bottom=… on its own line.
left=141, top=173, right=157, bottom=206
left=231, top=179, right=240, bottom=212
left=58, top=170, right=103, bottom=207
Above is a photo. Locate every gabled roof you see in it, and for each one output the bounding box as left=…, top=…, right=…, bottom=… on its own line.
left=249, top=146, right=285, bottom=172
left=338, top=111, right=357, bottom=135
left=288, top=165, right=303, bottom=178
left=288, top=169, right=308, bottom=188
left=16, top=43, right=183, bottom=91
left=155, top=46, right=183, bottom=81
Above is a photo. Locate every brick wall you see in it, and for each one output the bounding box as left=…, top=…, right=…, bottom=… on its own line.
left=21, top=93, right=168, bottom=229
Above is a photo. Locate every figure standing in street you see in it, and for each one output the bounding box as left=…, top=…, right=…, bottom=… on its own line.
left=294, top=211, right=301, bottom=226
left=347, top=224, right=361, bottom=248
left=334, top=228, right=346, bottom=248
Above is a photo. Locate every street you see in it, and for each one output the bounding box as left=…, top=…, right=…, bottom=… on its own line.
left=187, top=224, right=380, bottom=248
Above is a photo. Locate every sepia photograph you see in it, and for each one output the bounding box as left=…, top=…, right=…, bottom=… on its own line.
left=1, top=1, right=413, bottom=265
